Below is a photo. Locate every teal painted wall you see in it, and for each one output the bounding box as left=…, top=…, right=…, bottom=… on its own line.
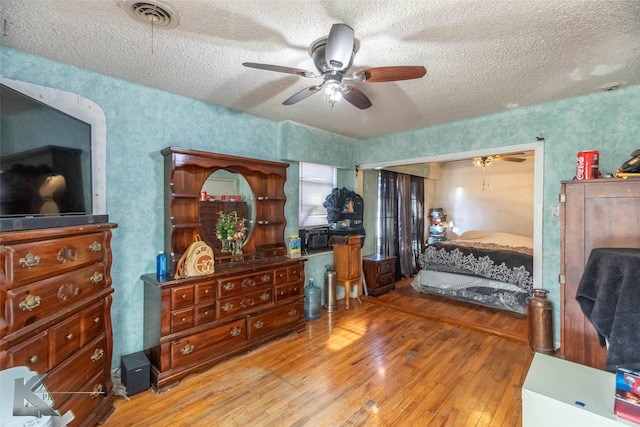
left=358, top=85, right=640, bottom=342
left=3, top=46, right=639, bottom=365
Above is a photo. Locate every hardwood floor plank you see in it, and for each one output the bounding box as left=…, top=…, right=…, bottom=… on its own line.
left=105, top=296, right=533, bottom=427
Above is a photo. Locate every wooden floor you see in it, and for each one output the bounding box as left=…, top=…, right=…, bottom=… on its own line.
left=365, top=278, right=529, bottom=344
left=105, top=282, right=534, bottom=427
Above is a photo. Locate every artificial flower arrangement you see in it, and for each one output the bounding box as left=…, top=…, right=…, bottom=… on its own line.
left=216, top=211, right=247, bottom=246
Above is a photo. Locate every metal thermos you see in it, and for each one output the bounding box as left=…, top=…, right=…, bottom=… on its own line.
left=527, top=288, right=554, bottom=355
left=324, top=265, right=337, bottom=312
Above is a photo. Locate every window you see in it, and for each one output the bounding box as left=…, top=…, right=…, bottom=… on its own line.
left=299, top=162, right=337, bottom=227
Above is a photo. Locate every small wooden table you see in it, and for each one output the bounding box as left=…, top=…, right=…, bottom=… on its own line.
left=362, top=254, right=397, bottom=296
left=333, top=235, right=363, bottom=309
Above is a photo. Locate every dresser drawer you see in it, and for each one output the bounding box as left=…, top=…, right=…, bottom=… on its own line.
left=274, top=283, right=302, bottom=302
left=5, top=263, right=107, bottom=334
left=196, top=303, right=216, bottom=325
left=217, top=270, right=273, bottom=299
left=171, top=284, right=195, bottom=310
left=171, top=307, right=195, bottom=333
left=2, top=232, right=108, bottom=288
left=47, top=334, right=106, bottom=407
left=51, top=314, right=82, bottom=366
left=379, top=260, right=395, bottom=276
left=80, top=299, right=106, bottom=346
left=288, top=264, right=302, bottom=282
left=274, top=267, right=288, bottom=284
left=379, top=272, right=395, bottom=287
left=196, top=282, right=216, bottom=302
left=248, top=300, right=303, bottom=340
left=56, top=368, right=107, bottom=427
left=171, top=319, right=246, bottom=369
left=217, top=287, right=273, bottom=319
left=1, top=330, right=50, bottom=372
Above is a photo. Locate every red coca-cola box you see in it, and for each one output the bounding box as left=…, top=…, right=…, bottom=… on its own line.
left=576, top=150, right=599, bottom=180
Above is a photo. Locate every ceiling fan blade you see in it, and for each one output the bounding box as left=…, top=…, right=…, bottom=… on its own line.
left=497, top=156, right=526, bottom=163
left=325, top=24, right=355, bottom=70
left=282, top=85, right=322, bottom=105
left=342, top=85, right=372, bottom=109
left=243, top=62, right=320, bottom=78
left=353, top=66, right=427, bottom=83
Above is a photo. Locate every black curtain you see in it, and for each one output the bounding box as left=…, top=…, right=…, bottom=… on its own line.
left=377, top=170, right=425, bottom=279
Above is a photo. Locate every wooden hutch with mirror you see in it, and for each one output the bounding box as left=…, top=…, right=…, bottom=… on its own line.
left=141, top=147, right=306, bottom=391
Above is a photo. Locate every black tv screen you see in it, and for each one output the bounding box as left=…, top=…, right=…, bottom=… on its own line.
left=0, top=83, right=107, bottom=231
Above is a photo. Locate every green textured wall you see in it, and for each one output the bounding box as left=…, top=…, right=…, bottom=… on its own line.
left=3, top=45, right=639, bottom=364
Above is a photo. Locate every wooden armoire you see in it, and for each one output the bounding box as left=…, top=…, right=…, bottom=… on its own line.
left=560, top=178, right=640, bottom=369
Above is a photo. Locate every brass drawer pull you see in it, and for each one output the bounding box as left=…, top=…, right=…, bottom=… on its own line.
left=19, top=295, right=41, bottom=311
left=204, top=289, right=210, bottom=294
left=223, top=282, right=235, bottom=291
left=90, top=384, right=104, bottom=398
left=90, top=272, right=104, bottom=284
left=180, top=344, right=194, bottom=355
left=93, top=316, right=101, bottom=324
left=222, top=303, right=233, bottom=312
left=19, top=253, right=40, bottom=268
left=181, top=317, right=187, bottom=322
left=260, top=292, right=270, bottom=301
left=91, top=348, right=104, bottom=362
left=240, top=298, right=253, bottom=308
left=261, top=274, right=271, bottom=283
left=254, top=321, right=264, bottom=329
left=230, top=326, right=242, bottom=337
left=89, top=241, right=102, bottom=252
left=28, top=355, right=38, bottom=364
left=204, top=310, right=210, bottom=316
left=65, top=333, right=74, bottom=340
left=182, top=294, right=187, bottom=299
left=288, top=308, right=298, bottom=317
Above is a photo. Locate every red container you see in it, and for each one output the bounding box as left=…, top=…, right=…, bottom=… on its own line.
left=576, top=150, right=599, bottom=180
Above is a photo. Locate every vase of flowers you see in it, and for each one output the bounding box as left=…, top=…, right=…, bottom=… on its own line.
left=216, top=211, right=247, bottom=255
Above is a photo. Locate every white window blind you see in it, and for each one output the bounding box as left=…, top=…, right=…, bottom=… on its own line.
left=299, top=162, right=336, bottom=227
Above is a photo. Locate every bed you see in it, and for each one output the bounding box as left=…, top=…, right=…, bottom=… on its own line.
left=410, top=230, right=534, bottom=315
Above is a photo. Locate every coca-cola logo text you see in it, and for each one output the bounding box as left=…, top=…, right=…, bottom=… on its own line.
left=576, top=156, right=585, bottom=180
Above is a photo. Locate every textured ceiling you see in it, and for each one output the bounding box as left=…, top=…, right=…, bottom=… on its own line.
left=2, top=0, right=639, bottom=140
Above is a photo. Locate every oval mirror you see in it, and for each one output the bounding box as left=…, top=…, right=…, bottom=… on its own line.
left=198, top=169, right=254, bottom=251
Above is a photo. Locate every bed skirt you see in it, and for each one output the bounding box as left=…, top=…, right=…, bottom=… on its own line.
left=411, top=269, right=529, bottom=315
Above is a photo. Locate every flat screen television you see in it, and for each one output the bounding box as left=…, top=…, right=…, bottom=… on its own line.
left=0, top=79, right=108, bottom=231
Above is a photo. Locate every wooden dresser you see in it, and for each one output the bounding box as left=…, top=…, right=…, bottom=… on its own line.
left=560, top=178, right=640, bottom=369
left=362, top=254, right=397, bottom=296
left=141, top=256, right=306, bottom=391
left=0, top=223, right=117, bottom=426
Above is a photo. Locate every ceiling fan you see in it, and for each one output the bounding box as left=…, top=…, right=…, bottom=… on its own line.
left=473, top=153, right=527, bottom=167
left=243, top=23, right=427, bottom=109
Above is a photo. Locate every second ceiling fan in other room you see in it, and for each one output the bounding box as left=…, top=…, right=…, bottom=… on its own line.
left=243, top=23, right=427, bottom=109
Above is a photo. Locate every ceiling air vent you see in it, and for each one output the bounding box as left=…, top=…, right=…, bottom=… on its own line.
left=120, top=0, right=180, bottom=29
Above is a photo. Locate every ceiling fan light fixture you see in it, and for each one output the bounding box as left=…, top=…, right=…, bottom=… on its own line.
left=473, top=156, right=495, bottom=167
left=324, top=80, right=343, bottom=107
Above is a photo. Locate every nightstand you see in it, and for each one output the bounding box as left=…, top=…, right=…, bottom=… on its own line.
left=362, top=254, right=397, bottom=296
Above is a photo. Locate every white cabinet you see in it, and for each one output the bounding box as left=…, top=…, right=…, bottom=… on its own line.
left=522, top=353, right=631, bottom=426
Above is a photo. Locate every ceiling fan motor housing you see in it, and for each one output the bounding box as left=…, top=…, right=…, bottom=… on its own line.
left=311, top=38, right=355, bottom=74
